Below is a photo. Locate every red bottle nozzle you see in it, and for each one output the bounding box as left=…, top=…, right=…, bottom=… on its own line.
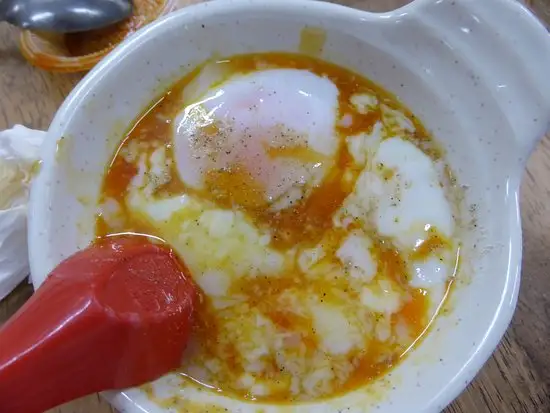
left=0, top=236, right=196, bottom=413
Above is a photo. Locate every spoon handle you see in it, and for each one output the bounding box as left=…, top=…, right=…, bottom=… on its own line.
left=0, top=237, right=196, bottom=413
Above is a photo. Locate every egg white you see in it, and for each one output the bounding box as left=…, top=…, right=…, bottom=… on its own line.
left=172, top=69, right=340, bottom=209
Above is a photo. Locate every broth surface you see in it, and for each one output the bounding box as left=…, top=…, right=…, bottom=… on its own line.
left=97, top=53, right=458, bottom=403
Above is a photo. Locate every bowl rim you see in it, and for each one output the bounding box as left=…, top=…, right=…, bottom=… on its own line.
left=28, top=0, right=523, bottom=412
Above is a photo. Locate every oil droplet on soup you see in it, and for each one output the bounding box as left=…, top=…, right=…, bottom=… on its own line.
left=97, top=53, right=460, bottom=403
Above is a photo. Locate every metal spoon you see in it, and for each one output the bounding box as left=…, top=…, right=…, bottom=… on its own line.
left=0, top=0, right=133, bottom=33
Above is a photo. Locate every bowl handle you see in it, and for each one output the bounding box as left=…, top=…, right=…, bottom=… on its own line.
left=387, top=0, right=550, bottom=158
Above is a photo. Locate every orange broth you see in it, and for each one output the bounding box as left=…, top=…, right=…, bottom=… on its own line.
left=96, top=53, right=454, bottom=403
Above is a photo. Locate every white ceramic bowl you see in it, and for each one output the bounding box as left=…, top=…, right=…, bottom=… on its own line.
left=28, top=0, right=550, bottom=412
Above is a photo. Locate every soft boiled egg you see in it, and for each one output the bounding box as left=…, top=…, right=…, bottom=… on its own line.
left=172, top=68, right=339, bottom=211
left=97, top=53, right=462, bottom=406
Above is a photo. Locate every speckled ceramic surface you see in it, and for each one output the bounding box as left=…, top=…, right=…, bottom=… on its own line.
left=28, top=0, right=550, bottom=412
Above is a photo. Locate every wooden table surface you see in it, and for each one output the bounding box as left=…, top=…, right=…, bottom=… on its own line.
left=0, top=1, right=549, bottom=412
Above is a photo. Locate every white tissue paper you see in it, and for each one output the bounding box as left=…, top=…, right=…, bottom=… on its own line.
left=0, top=125, right=46, bottom=300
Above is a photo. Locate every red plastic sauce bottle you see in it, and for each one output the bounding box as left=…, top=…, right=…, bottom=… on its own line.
left=0, top=236, right=196, bottom=413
